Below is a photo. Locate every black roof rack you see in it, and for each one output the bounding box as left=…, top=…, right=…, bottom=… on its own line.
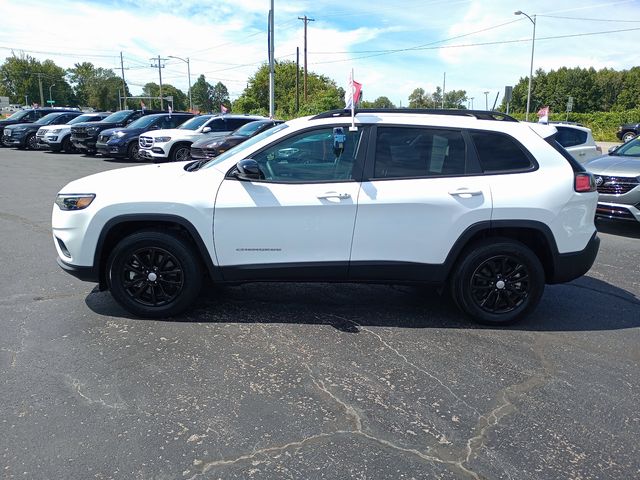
left=310, top=108, right=518, bottom=122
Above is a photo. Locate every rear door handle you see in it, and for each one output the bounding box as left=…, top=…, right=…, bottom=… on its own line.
left=448, top=188, right=483, bottom=197
left=317, top=192, right=351, bottom=200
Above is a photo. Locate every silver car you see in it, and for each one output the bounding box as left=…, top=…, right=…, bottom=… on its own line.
left=585, top=138, right=640, bottom=223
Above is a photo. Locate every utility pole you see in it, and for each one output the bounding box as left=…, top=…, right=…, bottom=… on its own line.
left=268, top=1, right=275, bottom=117
left=35, top=73, right=45, bottom=107
left=150, top=56, right=167, bottom=109
left=484, top=91, right=489, bottom=110
left=295, top=47, right=300, bottom=113
left=120, top=52, right=127, bottom=109
left=298, top=15, right=314, bottom=102
left=442, top=72, right=446, bottom=109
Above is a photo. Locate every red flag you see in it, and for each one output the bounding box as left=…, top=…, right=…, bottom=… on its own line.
left=140, top=100, right=146, bottom=110
left=345, top=73, right=362, bottom=108
left=221, top=104, right=228, bottom=114
left=537, top=106, right=549, bottom=123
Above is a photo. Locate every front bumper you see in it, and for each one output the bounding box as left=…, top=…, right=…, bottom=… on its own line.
left=2, top=133, right=27, bottom=147
left=595, top=201, right=640, bottom=223
left=56, top=256, right=99, bottom=283
left=139, top=148, right=168, bottom=161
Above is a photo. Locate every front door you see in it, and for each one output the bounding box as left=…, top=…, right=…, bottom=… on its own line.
left=213, top=126, right=368, bottom=281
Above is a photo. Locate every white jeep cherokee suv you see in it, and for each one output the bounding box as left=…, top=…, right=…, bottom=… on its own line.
left=52, top=109, right=600, bottom=325
left=138, top=114, right=266, bottom=162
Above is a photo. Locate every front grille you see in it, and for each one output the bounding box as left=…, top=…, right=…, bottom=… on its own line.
left=595, top=175, right=639, bottom=195
left=139, top=136, right=153, bottom=148
left=596, top=204, right=636, bottom=220
left=189, top=147, right=213, bottom=159
left=36, top=130, right=46, bottom=138
left=98, top=134, right=110, bottom=143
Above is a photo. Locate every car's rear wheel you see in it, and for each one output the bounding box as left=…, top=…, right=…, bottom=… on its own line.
left=61, top=136, right=76, bottom=153
left=622, top=131, right=636, bottom=143
left=170, top=144, right=191, bottom=162
left=450, top=238, right=544, bottom=326
left=127, top=141, right=140, bottom=161
left=107, top=231, right=203, bottom=318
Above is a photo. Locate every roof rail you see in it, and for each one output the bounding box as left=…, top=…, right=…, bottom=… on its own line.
left=310, top=108, right=518, bottom=122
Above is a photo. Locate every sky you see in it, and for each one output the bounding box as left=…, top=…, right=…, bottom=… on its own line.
left=1, top=0, right=639, bottom=109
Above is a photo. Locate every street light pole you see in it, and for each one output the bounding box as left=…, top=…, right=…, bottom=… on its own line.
left=484, top=91, right=489, bottom=110
left=49, top=84, right=55, bottom=106
left=515, top=10, right=536, bottom=121
left=168, top=55, right=192, bottom=111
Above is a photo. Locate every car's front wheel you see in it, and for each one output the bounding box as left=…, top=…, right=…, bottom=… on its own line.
left=450, top=238, right=545, bottom=326
left=26, top=133, right=38, bottom=150
left=127, top=141, right=140, bottom=161
left=170, top=144, right=191, bottom=162
left=107, top=231, right=203, bottom=318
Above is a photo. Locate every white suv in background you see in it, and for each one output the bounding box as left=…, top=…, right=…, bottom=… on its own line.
left=138, top=114, right=266, bottom=162
left=37, top=112, right=109, bottom=152
left=552, top=123, right=602, bottom=163
left=52, top=109, right=600, bottom=325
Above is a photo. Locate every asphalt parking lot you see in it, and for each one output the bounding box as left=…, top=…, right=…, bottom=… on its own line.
left=1, top=147, right=639, bottom=480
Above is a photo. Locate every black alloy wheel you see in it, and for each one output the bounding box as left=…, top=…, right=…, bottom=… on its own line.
left=127, top=141, right=140, bottom=161
left=26, top=133, right=38, bottom=150
left=170, top=144, right=191, bottom=162
left=108, top=231, right=202, bottom=318
left=451, top=238, right=544, bottom=325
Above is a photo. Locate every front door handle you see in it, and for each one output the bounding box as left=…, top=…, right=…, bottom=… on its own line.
left=317, top=192, right=351, bottom=200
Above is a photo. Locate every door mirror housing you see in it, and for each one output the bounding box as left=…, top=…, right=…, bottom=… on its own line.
left=202, top=126, right=211, bottom=133
left=333, top=127, right=346, bottom=157
left=234, top=158, right=265, bottom=180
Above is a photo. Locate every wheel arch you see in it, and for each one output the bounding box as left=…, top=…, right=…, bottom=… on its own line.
left=94, top=214, right=221, bottom=290
left=443, top=220, right=559, bottom=284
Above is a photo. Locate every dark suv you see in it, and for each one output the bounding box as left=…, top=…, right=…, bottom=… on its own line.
left=71, top=109, right=161, bottom=154
left=616, top=123, right=639, bottom=143
left=96, top=112, right=194, bottom=161
left=2, top=111, right=82, bottom=149
left=1, top=108, right=80, bottom=147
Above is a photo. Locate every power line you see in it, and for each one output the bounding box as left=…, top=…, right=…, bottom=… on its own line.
left=538, top=14, right=640, bottom=22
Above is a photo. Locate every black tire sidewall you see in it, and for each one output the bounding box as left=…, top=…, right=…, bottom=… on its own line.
left=107, top=231, right=203, bottom=318
left=26, top=134, right=37, bottom=150
left=62, top=136, right=74, bottom=153
left=170, top=144, right=190, bottom=162
left=127, top=141, right=139, bottom=161
left=451, top=239, right=545, bottom=326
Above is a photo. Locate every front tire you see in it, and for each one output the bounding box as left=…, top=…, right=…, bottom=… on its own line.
left=170, top=143, right=191, bottom=162
left=450, top=238, right=545, bottom=326
left=62, top=136, right=76, bottom=153
left=107, top=231, right=203, bottom=318
left=26, top=133, right=38, bottom=150
left=127, top=141, right=140, bottom=161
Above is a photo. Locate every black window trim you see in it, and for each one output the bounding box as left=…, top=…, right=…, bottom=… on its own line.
left=224, top=124, right=371, bottom=184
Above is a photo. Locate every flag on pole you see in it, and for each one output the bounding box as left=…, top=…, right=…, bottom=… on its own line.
left=345, top=72, right=362, bottom=109
left=221, top=104, right=228, bottom=114
left=537, top=106, right=550, bottom=124
left=168, top=105, right=172, bottom=116
left=140, top=100, right=145, bottom=111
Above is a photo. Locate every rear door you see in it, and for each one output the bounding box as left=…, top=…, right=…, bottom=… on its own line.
left=350, top=126, right=492, bottom=281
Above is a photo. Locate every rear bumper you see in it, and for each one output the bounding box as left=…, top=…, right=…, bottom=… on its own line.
left=548, top=231, right=600, bottom=284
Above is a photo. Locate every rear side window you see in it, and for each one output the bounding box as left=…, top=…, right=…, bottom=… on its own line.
left=207, top=118, right=226, bottom=132
left=555, top=126, right=587, bottom=147
left=226, top=118, right=252, bottom=130
left=373, top=127, right=467, bottom=179
left=470, top=131, right=534, bottom=172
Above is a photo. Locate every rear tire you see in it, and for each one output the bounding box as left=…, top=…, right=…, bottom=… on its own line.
left=26, top=133, right=37, bottom=150
left=107, top=231, right=203, bottom=318
left=450, top=238, right=545, bottom=326
left=62, top=136, right=76, bottom=153
left=622, top=131, right=636, bottom=143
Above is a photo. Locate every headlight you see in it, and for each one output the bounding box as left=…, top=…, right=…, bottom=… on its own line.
left=155, top=136, right=171, bottom=142
left=55, top=194, right=96, bottom=211
left=87, top=127, right=100, bottom=133
left=207, top=142, right=222, bottom=148
left=114, top=131, right=127, bottom=138
left=51, top=129, right=63, bottom=134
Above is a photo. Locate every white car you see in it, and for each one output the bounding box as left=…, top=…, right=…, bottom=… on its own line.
left=552, top=123, right=602, bottom=163
left=52, top=109, right=600, bottom=325
left=37, top=112, right=109, bottom=152
left=138, top=114, right=266, bottom=163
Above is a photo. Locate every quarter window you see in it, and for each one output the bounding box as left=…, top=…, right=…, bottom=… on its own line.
left=251, top=127, right=364, bottom=183
left=373, top=127, right=467, bottom=179
left=555, top=126, right=587, bottom=148
left=470, top=131, right=533, bottom=172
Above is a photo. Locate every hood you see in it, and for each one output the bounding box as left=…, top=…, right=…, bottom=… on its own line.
left=584, top=155, right=640, bottom=176
left=100, top=127, right=123, bottom=137
left=144, top=128, right=202, bottom=138
left=191, top=133, right=230, bottom=148
left=58, top=160, right=224, bottom=206
left=4, top=122, right=37, bottom=130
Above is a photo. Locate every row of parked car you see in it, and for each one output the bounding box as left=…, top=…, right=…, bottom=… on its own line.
left=2, top=107, right=639, bottom=225
left=0, top=107, right=282, bottom=163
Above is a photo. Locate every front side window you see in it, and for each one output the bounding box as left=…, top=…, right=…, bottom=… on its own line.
left=205, top=118, right=227, bottom=132
left=613, top=137, right=640, bottom=157
left=373, top=127, right=467, bottom=179
left=251, top=127, right=364, bottom=183
left=470, top=131, right=534, bottom=172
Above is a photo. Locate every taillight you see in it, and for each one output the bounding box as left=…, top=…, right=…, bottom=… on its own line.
left=575, top=172, right=596, bottom=192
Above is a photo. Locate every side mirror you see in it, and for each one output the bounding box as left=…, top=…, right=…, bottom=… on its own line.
left=234, top=158, right=265, bottom=180
left=333, top=127, right=346, bottom=157
left=202, top=126, right=211, bottom=133
left=608, top=145, right=619, bottom=154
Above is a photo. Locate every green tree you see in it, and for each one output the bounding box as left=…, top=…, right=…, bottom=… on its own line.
left=191, top=74, right=214, bottom=113
left=233, top=61, right=344, bottom=118
left=408, top=88, right=427, bottom=108
left=67, top=62, right=126, bottom=110
left=211, top=82, right=230, bottom=112
left=141, top=82, right=187, bottom=110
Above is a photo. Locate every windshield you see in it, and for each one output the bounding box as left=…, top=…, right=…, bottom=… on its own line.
left=202, top=123, right=289, bottom=169
left=35, top=113, right=65, bottom=125
left=178, top=115, right=213, bottom=131
left=613, top=138, right=640, bottom=157
left=101, top=110, right=132, bottom=123
left=126, top=115, right=158, bottom=129
left=68, top=114, right=97, bottom=125
left=5, top=110, right=29, bottom=121
left=233, top=121, right=269, bottom=137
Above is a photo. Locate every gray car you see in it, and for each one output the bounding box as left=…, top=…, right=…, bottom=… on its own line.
left=585, top=138, right=640, bottom=223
